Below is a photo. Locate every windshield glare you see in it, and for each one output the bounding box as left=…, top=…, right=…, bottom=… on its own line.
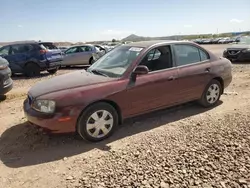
left=238, top=36, right=250, bottom=45
left=88, top=45, right=144, bottom=78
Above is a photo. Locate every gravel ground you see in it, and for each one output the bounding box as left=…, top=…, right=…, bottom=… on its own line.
left=0, top=45, right=250, bottom=188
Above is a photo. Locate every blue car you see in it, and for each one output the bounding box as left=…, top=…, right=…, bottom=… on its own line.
left=0, top=41, right=62, bottom=77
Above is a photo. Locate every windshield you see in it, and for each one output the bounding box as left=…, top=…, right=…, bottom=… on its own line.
left=238, top=36, right=250, bottom=45
left=39, top=43, right=58, bottom=50
left=87, top=45, right=144, bottom=78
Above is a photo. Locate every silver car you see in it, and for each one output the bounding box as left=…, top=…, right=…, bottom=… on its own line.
left=61, top=44, right=103, bottom=66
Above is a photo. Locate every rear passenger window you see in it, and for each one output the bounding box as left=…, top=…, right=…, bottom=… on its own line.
left=174, top=44, right=209, bottom=66
left=199, top=49, right=209, bottom=61
left=10, top=44, right=34, bottom=55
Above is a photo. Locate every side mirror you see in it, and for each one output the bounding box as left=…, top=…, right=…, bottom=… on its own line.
left=133, top=65, right=149, bottom=75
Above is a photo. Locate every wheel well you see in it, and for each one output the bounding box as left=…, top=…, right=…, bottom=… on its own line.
left=213, top=77, right=224, bottom=94
left=25, top=61, right=39, bottom=67
left=89, top=57, right=93, bottom=64
left=79, top=100, right=123, bottom=125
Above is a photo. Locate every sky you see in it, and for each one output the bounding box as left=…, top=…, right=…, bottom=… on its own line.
left=0, top=0, right=250, bottom=42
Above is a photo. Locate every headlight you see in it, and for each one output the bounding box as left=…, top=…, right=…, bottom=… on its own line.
left=0, top=64, right=7, bottom=70
left=32, top=99, right=56, bottom=113
left=242, top=48, right=250, bottom=53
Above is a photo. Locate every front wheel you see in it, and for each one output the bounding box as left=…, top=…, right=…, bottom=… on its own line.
left=199, top=79, right=222, bottom=108
left=77, top=102, right=118, bottom=142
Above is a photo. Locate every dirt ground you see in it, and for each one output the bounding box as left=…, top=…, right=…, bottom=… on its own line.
left=0, top=44, right=250, bottom=188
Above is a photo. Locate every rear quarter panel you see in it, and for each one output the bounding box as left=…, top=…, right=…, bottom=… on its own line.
left=210, top=57, right=232, bottom=89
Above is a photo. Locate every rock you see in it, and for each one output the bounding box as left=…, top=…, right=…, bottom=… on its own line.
left=134, top=151, right=140, bottom=157
left=239, top=179, right=247, bottom=184
left=160, top=181, right=169, bottom=188
left=220, top=181, right=227, bottom=188
left=63, top=157, right=68, bottom=161
left=66, top=176, right=74, bottom=180
left=224, top=91, right=238, bottom=95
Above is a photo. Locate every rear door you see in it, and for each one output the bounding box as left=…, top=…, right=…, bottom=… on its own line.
left=62, top=46, right=82, bottom=65
left=78, top=46, right=94, bottom=65
left=39, top=42, right=62, bottom=63
left=173, top=44, right=212, bottom=102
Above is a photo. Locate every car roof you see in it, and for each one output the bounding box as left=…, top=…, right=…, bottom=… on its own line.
left=70, top=44, right=94, bottom=48
left=123, top=40, right=191, bottom=48
left=2, top=41, right=55, bottom=46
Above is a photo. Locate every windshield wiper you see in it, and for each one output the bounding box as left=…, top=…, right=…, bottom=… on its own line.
left=88, top=69, right=108, bottom=77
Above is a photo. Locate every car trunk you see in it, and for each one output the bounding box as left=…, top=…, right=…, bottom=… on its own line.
left=39, top=42, right=63, bottom=63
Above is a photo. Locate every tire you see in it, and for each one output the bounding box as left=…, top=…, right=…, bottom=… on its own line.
left=24, top=63, right=40, bottom=77
left=89, top=57, right=94, bottom=65
left=77, top=102, right=118, bottom=142
left=199, top=79, right=222, bottom=108
left=47, top=67, right=58, bottom=74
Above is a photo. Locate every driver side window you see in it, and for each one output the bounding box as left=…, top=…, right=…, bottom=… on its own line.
left=65, top=47, right=79, bottom=54
left=139, top=45, right=173, bottom=72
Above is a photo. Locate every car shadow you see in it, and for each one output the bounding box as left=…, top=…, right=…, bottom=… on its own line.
left=0, top=101, right=223, bottom=168
left=11, top=72, right=51, bottom=80
left=0, top=95, right=7, bottom=102
left=232, top=61, right=250, bottom=65
left=59, top=65, right=89, bottom=70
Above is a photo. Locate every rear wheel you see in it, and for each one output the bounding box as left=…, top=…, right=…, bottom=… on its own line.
left=77, top=102, right=118, bottom=142
left=47, top=67, right=58, bottom=74
left=24, top=63, right=40, bottom=77
left=199, top=79, right=222, bottom=108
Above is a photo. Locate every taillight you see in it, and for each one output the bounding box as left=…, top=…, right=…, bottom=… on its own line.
left=40, top=49, right=47, bottom=54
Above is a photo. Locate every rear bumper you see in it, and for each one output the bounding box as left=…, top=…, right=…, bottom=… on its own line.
left=39, top=60, right=61, bottom=71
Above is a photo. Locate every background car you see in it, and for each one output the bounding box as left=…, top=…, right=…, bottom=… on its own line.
left=223, top=36, right=250, bottom=62
left=94, top=44, right=108, bottom=54
left=0, top=41, right=62, bottom=77
left=0, top=57, right=13, bottom=95
left=58, top=46, right=69, bottom=52
left=24, top=40, right=232, bottom=142
left=61, top=44, right=104, bottom=67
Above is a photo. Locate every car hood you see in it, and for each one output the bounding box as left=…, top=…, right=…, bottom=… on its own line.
left=228, top=44, right=250, bottom=49
left=28, top=70, right=115, bottom=98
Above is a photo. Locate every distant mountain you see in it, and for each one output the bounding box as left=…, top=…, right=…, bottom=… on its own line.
left=121, top=34, right=177, bottom=42
left=122, top=31, right=250, bottom=42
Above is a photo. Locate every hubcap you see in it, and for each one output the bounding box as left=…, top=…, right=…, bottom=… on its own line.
left=86, top=110, right=114, bottom=138
left=206, top=84, right=220, bottom=104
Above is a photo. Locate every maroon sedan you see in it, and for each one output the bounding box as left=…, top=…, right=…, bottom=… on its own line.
left=24, top=40, right=232, bottom=142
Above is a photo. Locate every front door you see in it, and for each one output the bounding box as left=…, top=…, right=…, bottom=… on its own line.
left=124, top=45, right=181, bottom=117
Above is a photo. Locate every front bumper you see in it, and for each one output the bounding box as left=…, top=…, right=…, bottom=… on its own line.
left=0, top=78, right=13, bottom=95
left=223, top=50, right=250, bottom=62
left=0, top=67, right=13, bottom=95
left=23, top=98, right=78, bottom=134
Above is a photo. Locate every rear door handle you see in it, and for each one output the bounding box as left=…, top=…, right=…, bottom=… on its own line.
left=205, top=68, right=211, bottom=72
left=168, top=76, right=176, bottom=81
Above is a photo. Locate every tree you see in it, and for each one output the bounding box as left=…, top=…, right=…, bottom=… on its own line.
left=112, top=39, right=116, bottom=42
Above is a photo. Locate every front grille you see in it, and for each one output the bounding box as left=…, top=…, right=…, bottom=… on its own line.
left=3, top=78, right=11, bottom=86
left=28, top=95, right=33, bottom=105
left=228, top=50, right=240, bottom=55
